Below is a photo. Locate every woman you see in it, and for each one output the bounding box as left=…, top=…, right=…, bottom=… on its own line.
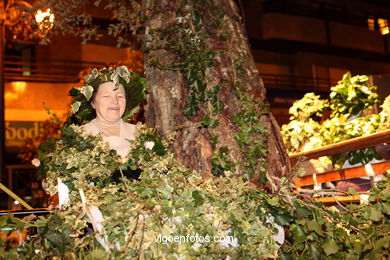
left=83, top=80, right=137, bottom=158
left=51, top=66, right=147, bottom=201
left=68, top=66, right=147, bottom=157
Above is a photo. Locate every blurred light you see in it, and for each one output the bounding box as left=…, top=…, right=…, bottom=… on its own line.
left=378, top=18, right=389, bottom=35
left=367, top=17, right=375, bottom=31
left=5, top=92, right=18, bottom=101
left=11, top=81, right=27, bottom=94
left=35, top=8, right=55, bottom=31
left=14, top=200, right=19, bottom=205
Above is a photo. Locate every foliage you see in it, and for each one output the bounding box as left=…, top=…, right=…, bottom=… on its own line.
left=282, top=93, right=326, bottom=153
left=322, top=114, right=381, bottom=165
left=289, top=92, right=328, bottom=121
left=278, top=176, right=390, bottom=259
left=282, top=72, right=385, bottom=167
left=32, top=0, right=143, bottom=46
left=232, top=90, right=269, bottom=183
left=330, top=72, right=378, bottom=118
left=2, top=125, right=390, bottom=258
left=379, top=95, right=390, bottom=131
left=11, top=124, right=283, bottom=258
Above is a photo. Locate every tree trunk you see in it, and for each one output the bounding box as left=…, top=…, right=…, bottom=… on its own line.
left=142, top=0, right=291, bottom=192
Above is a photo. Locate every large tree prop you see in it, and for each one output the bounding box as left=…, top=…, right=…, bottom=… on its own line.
left=142, top=1, right=290, bottom=189
left=34, top=0, right=291, bottom=191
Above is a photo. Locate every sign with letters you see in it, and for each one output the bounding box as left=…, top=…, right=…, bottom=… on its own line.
left=5, top=121, right=43, bottom=148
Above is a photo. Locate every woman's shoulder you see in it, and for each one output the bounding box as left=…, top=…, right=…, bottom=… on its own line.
left=83, top=119, right=100, bottom=135
left=122, top=121, right=137, bottom=139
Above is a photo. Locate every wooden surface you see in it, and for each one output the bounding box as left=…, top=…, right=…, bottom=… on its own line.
left=290, top=129, right=390, bottom=161
left=294, top=160, right=390, bottom=188
left=315, top=196, right=361, bottom=204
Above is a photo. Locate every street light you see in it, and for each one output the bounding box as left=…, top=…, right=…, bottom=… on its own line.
left=0, top=0, right=54, bottom=178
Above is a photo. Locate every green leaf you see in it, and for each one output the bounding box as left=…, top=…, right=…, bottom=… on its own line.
left=192, top=190, right=204, bottom=206
left=368, top=206, right=383, bottom=221
left=274, top=214, right=291, bottom=226
left=307, top=219, right=324, bottom=236
left=71, top=101, right=81, bottom=114
left=116, top=66, right=131, bottom=83
left=80, top=85, right=94, bottom=101
left=381, top=202, right=390, bottom=215
left=322, top=239, right=339, bottom=256
left=291, top=224, right=306, bottom=243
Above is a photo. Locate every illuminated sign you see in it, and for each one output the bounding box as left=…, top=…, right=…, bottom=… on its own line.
left=5, top=121, right=43, bottom=148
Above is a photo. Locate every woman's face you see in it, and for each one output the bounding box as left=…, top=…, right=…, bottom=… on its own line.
left=92, top=82, right=126, bottom=122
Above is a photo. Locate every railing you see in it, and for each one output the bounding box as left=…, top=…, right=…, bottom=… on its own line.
left=5, top=55, right=337, bottom=92
left=261, top=73, right=337, bottom=92
left=4, top=55, right=107, bottom=83
left=262, top=1, right=369, bottom=27
left=1, top=165, right=40, bottom=210
left=291, top=129, right=390, bottom=204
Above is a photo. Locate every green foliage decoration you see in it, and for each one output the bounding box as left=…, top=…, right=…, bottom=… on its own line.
left=4, top=124, right=289, bottom=258
left=2, top=126, right=389, bottom=258
left=32, top=0, right=142, bottom=46
left=289, top=92, right=329, bottom=121
left=330, top=72, right=378, bottom=118
left=232, top=90, right=269, bottom=183
left=379, top=95, right=390, bottom=131
left=322, top=114, right=381, bottom=166
left=282, top=72, right=385, bottom=167
left=282, top=93, right=326, bottom=153
left=147, top=1, right=225, bottom=119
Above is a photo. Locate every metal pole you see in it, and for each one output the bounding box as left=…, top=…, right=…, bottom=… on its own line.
left=0, top=0, right=6, bottom=180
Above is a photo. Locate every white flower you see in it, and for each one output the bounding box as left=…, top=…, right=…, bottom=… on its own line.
left=31, top=158, right=40, bottom=167
left=144, top=141, right=155, bottom=150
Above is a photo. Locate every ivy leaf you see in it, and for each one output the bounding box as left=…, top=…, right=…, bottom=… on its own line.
left=274, top=214, right=291, bottom=226
left=85, top=68, right=99, bottom=82
left=192, top=190, right=204, bottom=206
left=71, top=101, right=81, bottom=114
left=80, top=85, right=94, bottom=101
left=123, top=105, right=140, bottom=121
left=307, top=219, right=324, bottom=236
left=322, top=239, right=339, bottom=256
left=368, top=207, right=383, bottom=221
left=382, top=202, right=390, bottom=215
left=291, top=224, right=306, bottom=243
left=293, top=200, right=313, bottom=218
left=116, top=66, right=131, bottom=83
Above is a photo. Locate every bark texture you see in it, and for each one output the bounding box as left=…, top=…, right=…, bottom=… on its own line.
left=142, top=0, right=291, bottom=191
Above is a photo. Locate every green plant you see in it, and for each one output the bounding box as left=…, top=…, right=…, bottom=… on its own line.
left=379, top=95, right=390, bottom=131
left=281, top=93, right=327, bottom=153
left=330, top=72, right=378, bottom=118
left=3, top=126, right=389, bottom=258
left=282, top=72, right=385, bottom=167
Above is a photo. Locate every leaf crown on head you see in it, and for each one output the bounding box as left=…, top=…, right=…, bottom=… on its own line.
left=68, top=66, right=147, bottom=125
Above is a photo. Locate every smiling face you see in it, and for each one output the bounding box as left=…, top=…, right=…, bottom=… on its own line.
left=92, top=81, right=126, bottom=123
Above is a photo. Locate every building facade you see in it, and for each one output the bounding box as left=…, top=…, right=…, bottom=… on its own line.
left=241, top=0, right=390, bottom=123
